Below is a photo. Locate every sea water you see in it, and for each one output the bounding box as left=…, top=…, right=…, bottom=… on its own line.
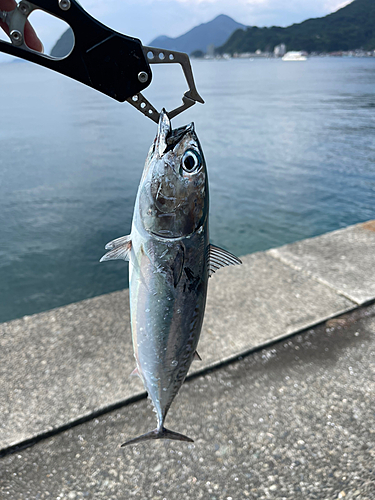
left=0, top=57, right=374, bottom=322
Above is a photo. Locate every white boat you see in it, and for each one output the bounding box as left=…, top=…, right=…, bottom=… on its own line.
left=282, top=51, right=307, bottom=61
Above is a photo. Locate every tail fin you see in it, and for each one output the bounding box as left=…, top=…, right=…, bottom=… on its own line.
left=120, top=427, right=194, bottom=447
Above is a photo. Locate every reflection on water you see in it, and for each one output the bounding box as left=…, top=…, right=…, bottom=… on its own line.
left=0, top=57, right=375, bottom=322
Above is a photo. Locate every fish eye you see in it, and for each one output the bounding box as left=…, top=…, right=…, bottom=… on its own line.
left=181, top=150, right=201, bottom=173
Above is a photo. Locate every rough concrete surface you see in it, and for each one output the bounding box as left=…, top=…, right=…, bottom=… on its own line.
left=1, top=304, right=374, bottom=499
left=269, top=220, right=375, bottom=305
left=202, top=252, right=353, bottom=357
left=0, top=246, right=354, bottom=450
left=0, top=292, right=140, bottom=450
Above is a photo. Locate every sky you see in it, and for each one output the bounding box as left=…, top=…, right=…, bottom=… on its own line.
left=0, top=0, right=352, bottom=57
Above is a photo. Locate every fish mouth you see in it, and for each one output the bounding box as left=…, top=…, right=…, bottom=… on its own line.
left=155, top=109, right=171, bottom=157
left=156, top=109, right=194, bottom=156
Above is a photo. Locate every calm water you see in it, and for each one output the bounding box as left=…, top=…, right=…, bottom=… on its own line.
left=0, top=57, right=374, bottom=323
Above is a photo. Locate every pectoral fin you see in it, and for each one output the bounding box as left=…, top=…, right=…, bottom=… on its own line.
left=105, top=235, right=131, bottom=250
left=171, top=244, right=185, bottom=287
left=208, top=244, right=242, bottom=277
left=100, top=235, right=132, bottom=262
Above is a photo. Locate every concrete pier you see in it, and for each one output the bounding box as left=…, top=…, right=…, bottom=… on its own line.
left=0, top=221, right=374, bottom=498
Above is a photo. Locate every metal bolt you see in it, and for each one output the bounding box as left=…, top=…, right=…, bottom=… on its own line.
left=10, top=30, right=23, bottom=45
left=138, top=71, right=148, bottom=84
left=19, top=2, right=30, bottom=15
left=58, top=0, right=71, bottom=11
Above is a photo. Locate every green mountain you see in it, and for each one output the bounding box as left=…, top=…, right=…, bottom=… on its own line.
left=218, top=0, right=375, bottom=54
left=149, top=15, right=245, bottom=54
left=51, top=14, right=245, bottom=58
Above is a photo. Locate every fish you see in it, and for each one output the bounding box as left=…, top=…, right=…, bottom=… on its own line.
left=100, top=110, right=241, bottom=445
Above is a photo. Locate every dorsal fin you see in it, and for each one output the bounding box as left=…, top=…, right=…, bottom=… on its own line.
left=100, top=235, right=132, bottom=262
left=208, top=244, right=242, bottom=278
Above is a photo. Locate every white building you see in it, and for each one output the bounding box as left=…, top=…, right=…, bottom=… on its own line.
left=274, top=43, right=286, bottom=57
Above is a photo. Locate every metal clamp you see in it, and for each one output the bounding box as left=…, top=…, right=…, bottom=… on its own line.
left=127, top=46, right=204, bottom=123
left=0, top=1, right=37, bottom=49
left=0, top=0, right=151, bottom=102
left=0, top=1, right=204, bottom=121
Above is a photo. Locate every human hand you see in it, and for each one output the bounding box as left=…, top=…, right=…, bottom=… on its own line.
left=0, top=0, right=43, bottom=52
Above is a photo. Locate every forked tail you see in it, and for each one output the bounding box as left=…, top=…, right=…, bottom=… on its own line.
left=121, top=427, right=194, bottom=447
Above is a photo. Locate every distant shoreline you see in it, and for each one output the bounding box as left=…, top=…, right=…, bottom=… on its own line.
left=192, top=49, right=375, bottom=60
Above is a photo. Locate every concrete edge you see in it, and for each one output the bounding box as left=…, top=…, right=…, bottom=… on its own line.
left=267, top=249, right=361, bottom=305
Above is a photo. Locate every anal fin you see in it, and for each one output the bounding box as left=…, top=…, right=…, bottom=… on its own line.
left=194, top=351, right=202, bottom=361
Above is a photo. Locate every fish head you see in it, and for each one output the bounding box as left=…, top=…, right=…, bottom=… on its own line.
left=138, top=109, right=208, bottom=239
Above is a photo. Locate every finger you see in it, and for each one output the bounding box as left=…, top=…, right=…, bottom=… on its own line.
left=0, top=0, right=17, bottom=10
left=0, top=0, right=17, bottom=35
left=24, top=20, right=43, bottom=52
left=0, top=0, right=43, bottom=53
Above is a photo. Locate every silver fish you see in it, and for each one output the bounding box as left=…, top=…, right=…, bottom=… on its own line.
left=101, top=110, right=241, bottom=445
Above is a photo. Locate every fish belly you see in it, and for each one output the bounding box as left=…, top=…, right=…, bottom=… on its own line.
left=129, top=227, right=208, bottom=422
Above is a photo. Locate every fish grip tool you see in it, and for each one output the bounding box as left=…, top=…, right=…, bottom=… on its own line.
left=0, top=0, right=203, bottom=121
left=127, top=46, right=204, bottom=123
